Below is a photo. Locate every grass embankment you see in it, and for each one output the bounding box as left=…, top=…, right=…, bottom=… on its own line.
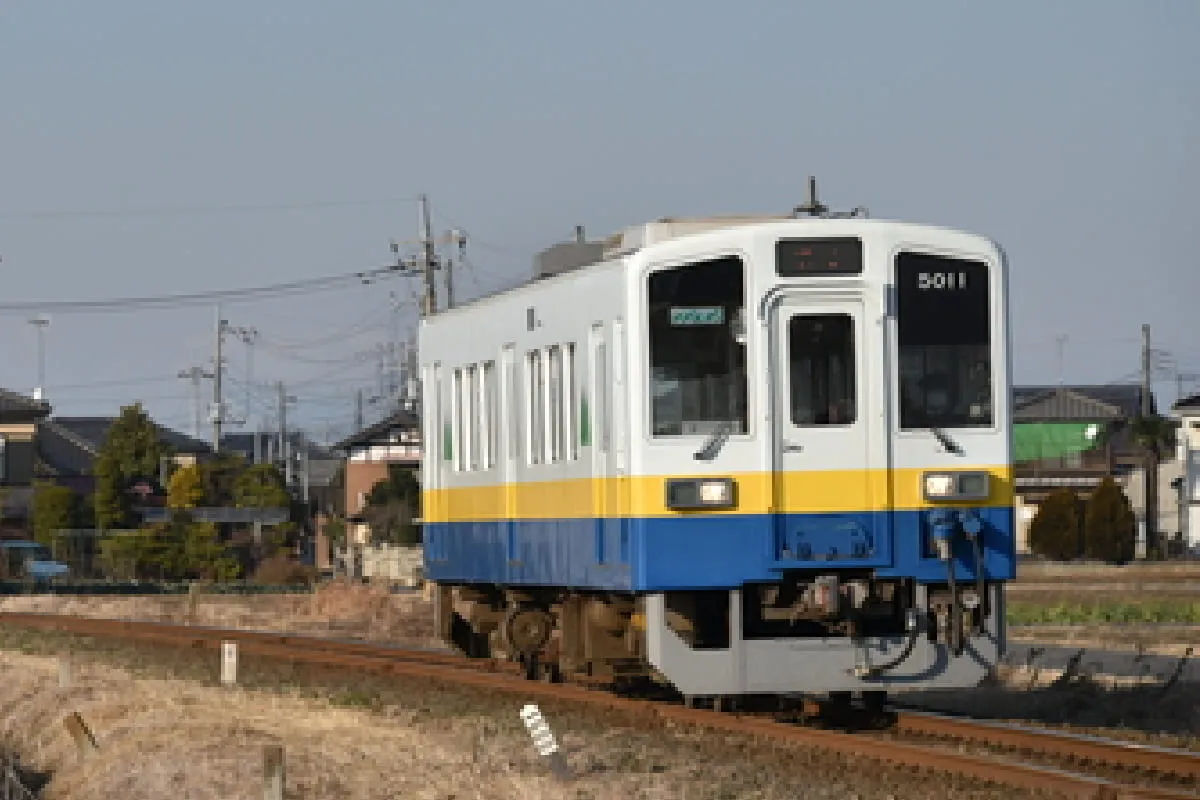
left=1007, top=599, right=1200, bottom=625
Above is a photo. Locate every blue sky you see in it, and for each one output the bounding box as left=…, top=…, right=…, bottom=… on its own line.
left=1, top=1, right=1196, bottom=443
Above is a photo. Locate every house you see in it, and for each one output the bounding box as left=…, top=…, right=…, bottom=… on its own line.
left=37, top=416, right=213, bottom=496
left=1169, top=394, right=1200, bottom=552
left=1012, top=384, right=1170, bottom=556
left=0, top=388, right=53, bottom=537
left=330, top=409, right=421, bottom=572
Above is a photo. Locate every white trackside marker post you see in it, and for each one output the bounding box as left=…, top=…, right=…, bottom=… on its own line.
left=221, top=640, right=238, bottom=686
left=519, top=703, right=571, bottom=780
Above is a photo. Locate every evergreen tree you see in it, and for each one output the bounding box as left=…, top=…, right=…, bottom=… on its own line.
left=93, top=403, right=169, bottom=530
left=1084, top=476, right=1136, bottom=564
left=1027, top=488, right=1080, bottom=560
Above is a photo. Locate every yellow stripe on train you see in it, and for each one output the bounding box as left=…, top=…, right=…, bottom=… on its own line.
left=422, top=466, right=1013, bottom=523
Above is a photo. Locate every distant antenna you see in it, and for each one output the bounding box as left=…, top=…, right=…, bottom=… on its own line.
left=792, top=176, right=870, bottom=219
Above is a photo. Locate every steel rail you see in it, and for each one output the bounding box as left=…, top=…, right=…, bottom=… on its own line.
left=1, top=611, right=1194, bottom=799
left=895, top=709, right=1200, bottom=782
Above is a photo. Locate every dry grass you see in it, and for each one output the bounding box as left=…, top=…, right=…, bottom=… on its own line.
left=0, top=581, right=440, bottom=649
left=0, top=635, right=1049, bottom=800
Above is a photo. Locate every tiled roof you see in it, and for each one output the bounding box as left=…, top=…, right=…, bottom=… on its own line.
left=1172, top=393, right=1200, bottom=411
left=0, top=389, right=51, bottom=419
left=38, top=416, right=212, bottom=477
left=51, top=416, right=212, bottom=454
left=1014, top=384, right=1151, bottom=421
left=333, top=409, right=420, bottom=452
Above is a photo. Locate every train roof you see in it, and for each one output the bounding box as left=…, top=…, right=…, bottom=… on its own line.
left=425, top=210, right=997, bottom=323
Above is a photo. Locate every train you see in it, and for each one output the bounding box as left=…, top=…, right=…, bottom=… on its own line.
left=418, top=188, right=1014, bottom=706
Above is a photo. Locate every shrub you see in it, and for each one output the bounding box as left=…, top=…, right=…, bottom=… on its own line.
left=1083, top=476, right=1136, bottom=564
left=1027, top=488, right=1080, bottom=560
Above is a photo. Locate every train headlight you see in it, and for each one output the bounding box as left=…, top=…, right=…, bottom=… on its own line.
left=666, top=477, right=736, bottom=510
left=922, top=471, right=990, bottom=502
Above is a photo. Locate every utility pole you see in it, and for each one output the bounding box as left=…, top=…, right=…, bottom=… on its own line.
left=277, top=382, right=296, bottom=486
left=391, top=194, right=468, bottom=318
left=419, top=194, right=437, bottom=317
left=1141, top=324, right=1152, bottom=417
left=213, top=306, right=226, bottom=451
left=179, top=366, right=214, bottom=440
left=1140, top=323, right=1158, bottom=558
left=28, top=316, right=50, bottom=400
left=355, top=388, right=364, bottom=432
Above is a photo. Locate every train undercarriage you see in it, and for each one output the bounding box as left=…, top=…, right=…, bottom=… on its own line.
left=433, top=571, right=1004, bottom=706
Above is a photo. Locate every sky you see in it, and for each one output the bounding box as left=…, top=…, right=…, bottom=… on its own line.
left=1, top=1, right=1197, bottom=445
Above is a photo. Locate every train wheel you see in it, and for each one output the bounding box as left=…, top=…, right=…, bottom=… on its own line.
left=503, top=607, right=554, bottom=655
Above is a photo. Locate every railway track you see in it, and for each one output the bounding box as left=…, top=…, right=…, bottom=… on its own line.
left=1, top=611, right=1195, bottom=800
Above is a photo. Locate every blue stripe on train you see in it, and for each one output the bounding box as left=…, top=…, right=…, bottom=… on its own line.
left=423, top=507, right=1016, bottom=592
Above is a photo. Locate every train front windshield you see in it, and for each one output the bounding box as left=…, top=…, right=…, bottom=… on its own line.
left=895, top=252, right=993, bottom=429
left=648, top=256, right=748, bottom=437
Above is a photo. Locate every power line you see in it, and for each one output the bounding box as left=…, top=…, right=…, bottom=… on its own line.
left=0, top=196, right=418, bottom=221
left=0, top=263, right=413, bottom=315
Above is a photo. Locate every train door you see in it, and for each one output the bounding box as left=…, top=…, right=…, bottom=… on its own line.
left=770, top=292, right=887, bottom=566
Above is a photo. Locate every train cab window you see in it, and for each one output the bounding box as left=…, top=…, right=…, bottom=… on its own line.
left=788, top=315, right=856, bottom=426
left=896, top=252, right=992, bottom=429
left=648, top=256, right=748, bottom=437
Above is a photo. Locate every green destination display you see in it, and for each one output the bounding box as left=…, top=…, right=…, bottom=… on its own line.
left=670, top=306, right=725, bottom=326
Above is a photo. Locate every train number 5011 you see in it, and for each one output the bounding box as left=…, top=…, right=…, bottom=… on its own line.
left=917, top=271, right=969, bottom=290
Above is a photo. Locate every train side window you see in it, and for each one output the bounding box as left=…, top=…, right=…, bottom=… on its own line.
left=465, top=364, right=478, bottom=470
left=548, top=345, right=564, bottom=463
left=480, top=360, right=497, bottom=469
left=787, top=314, right=856, bottom=426
left=565, top=342, right=578, bottom=461
left=596, top=338, right=609, bottom=454
left=503, top=346, right=519, bottom=465
left=526, top=350, right=544, bottom=465
left=452, top=368, right=464, bottom=471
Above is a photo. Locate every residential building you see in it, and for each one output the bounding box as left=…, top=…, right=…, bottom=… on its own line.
left=1012, top=384, right=1164, bottom=555
left=331, top=409, right=421, bottom=572
left=0, top=389, right=53, bottom=537
left=1169, top=394, right=1200, bottom=551
left=37, top=416, right=212, bottom=496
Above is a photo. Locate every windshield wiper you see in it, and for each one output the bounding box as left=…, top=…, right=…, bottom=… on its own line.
left=694, top=422, right=732, bottom=461
left=926, top=427, right=964, bottom=455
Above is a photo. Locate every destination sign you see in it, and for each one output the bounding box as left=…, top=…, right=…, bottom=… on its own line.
left=669, top=306, right=725, bottom=326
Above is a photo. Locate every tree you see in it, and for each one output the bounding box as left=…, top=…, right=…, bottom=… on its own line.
left=167, top=465, right=205, bottom=508
left=323, top=515, right=347, bottom=549
left=97, top=516, right=241, bottom=581
left=232, top=463, right=289, bottom=508
left=1027, top=488, right=1081, bottom=561
left=362, top=465, right=421, bottom=545
left=197, top=452, right=248, bottom=507
left=31, top=481, right=80, bottom=549
left=1084, top=476, right=1136, bottom=564
left=93, top=403, right=170, bottom=530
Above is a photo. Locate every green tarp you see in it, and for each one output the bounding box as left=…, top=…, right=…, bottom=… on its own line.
left=1012, top=422, right=1103, bottom=463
